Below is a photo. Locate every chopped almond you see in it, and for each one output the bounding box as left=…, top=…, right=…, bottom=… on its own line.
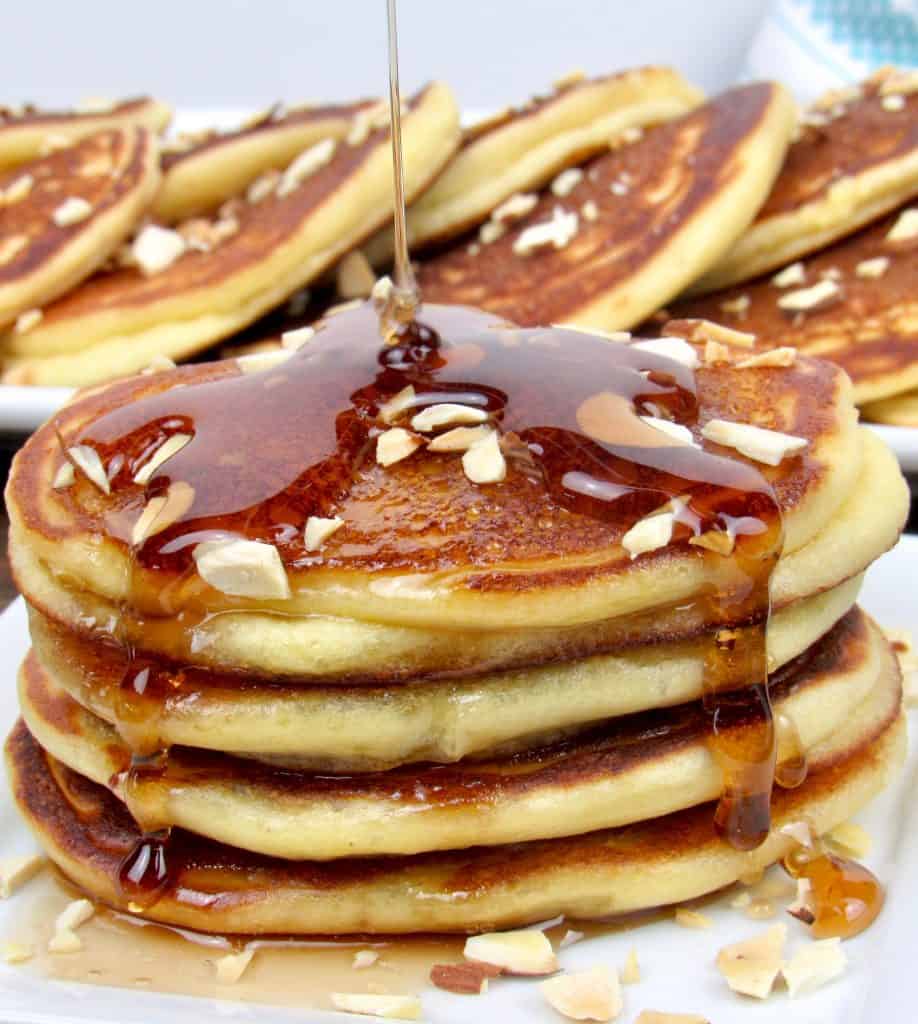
left=701, top=419, right=808, bottom=466
left=782, top=939, right=846, bottom=998
left=886, top=207, right=918, bottom=244
left=52, top=196, right=92, bottom=226
left=772, top=262, right=806, bottom=288
left=304, top=515, right=344, bottom=551
left=551, top=167, right=584, bottom=197
left=133, top=433, right=192, bottom=485
left=621, top=949, right=641, bottom=985
left=378, top=385, right=416, bottom=425
left=193, top=538, right=290, bottom=600
left=0, top=854, right=45, bottom=898
left=411, top=402, right=488, bottom=432
left=353, top=949, right=380, bottom=969
left=719, top=294, right=750, bottom=317
left=689, top=530, right=734, bottom=556
left=66, top=445, right=110, bottom=494
left=215, top=948, right=255, bottom=984
left=540, top=966, right=622, bottom=1022
left=674, top=908, right=713, bottom=930
left=480, top=219, right=507, bottom=245
left=14, top=308, right=42, bottom=334
left=492, top=192, right=538, bottom=223
left=735, top=347, right=796, bottom=369
left=855, top=256, right=890, bottom=279
left=430, top=961, right=499, bottom=995
left=330, top=993, right=422, bottom=1020
left=622, top=511, right=674, bottom=559
left=665, top=318, right=755, bottom=349
left=0, top=941, right=34, bottom=964
left=131, top=481, right=195, bottom=547
left=513, top=207, right=579, bottom=255
left=703, top=340, right=731, bottom=365
left=777, top=279, right=842, bottom=313
left=376, top=427, right=424, bottom=467
left=716, top=923, right=786, bottom=1000
left=277, top=138, right=336, bottom=197
left=462, top=430, right=507, bottom=484
left=48, top=898, right=95, bottom=955
left=464, top=928, right=557, bottom=976
left=428, top=425, right=492, bottom=452
left=826, top=822, right=872, bottom=859
left=52, top=461, right=75, bottom=490
left=132, top=225, right=187, bottom=275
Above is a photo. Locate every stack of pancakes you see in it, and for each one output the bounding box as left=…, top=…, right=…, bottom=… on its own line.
left=3, top=300, right=908, bottom=935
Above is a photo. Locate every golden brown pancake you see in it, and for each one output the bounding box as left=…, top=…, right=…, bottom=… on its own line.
left=362, top=66, right=702, bottom=263
left=154, top=98, right=379, bottom=222
left=862, top=388, right=918, bottom=426
left=0, top=84, right=460, bottom=386
left=0, top=127, right=161, bottom=326
left=662, top=206, right=918, bottom=406
left=17, top=607, right=891, bottom=859
left=5, top=304, right=870, bottom=645
left=6, top=702, right=904, bottom=934
left=416, top=83, right=795, bottom=331
left=0, top=97, right=170, bottom=172
left=24, top=575, right=863, bottom=770
left=691, top=69, right=918, bottom=293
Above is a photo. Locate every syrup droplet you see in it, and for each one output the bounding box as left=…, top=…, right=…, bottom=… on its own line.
left=774, top=710, right=808, bottom=789
left=117, top=830, right=172, bottom=911
left=784, top=849, right=884, bottom=939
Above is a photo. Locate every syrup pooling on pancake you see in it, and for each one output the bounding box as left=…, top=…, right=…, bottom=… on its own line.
left=60, top=301, right=789, bottom=888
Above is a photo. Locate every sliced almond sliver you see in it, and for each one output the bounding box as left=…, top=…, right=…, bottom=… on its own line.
left=622, top=511, right=674, bottom=559
left=667, top=319, right=755, bottom=349
left=66, top=445, right=110, bottom=494
left=674, top=908, right=713, bottom=930
left=540, top=966, right=623, bottom=1022
left=782, top=938, right=846, bottom=998
left=131, top=481, right=195, bottom=547
left=352, top=949, right=379, bottom=969
left=52, top=196, right=92, bottom=227
left=277, top=138, right=336, bottom=197
left=639, top=416, right=695, bottom=446
left=701, top=419, right=807, bottom=466
left=428, top=425, right=492, bottom=452
left=215, top=949, right=255, bottom=984
left=492, top=192, right=538, bottom=224
left=462, top=429, right=506, bottom=484
left=304, top=515, right=344, bottom=551
left=855, top=256, right=890, bottom=279
left=631, top=336, right=699, bottom=369
left=52, top=461, right=76, bottom=490
left=330, top=993, right=422, bottom=1020
left=133, top=433, right=192, bottom=485
left=411, top=403, right=488, bottom=432
left=430, top=961, right=498, bottom=994
left=377, top=427, right=424, bottom=467
left=777, top=279, right=841, bottom=313
left=735, top=348, right=797, bottom=369
left=464, top=928, right=557, bottom=976
left=771, top=262, right=806, bottom=288
left=621, top=949, right=640, bottom=985
left=885, top=207, right=918, bottom=243
left=513, top=207, right=578, bottom=255
left=378, top=385, right=416, bottom=425
left=0, top=854, right=45, bottom=898
left=716, top=923, right=786, bottom=1000
left=193, top=538, right=291, bottom=600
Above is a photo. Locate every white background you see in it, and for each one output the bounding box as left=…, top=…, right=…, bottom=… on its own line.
left=5, top=0, right=769, bottom=110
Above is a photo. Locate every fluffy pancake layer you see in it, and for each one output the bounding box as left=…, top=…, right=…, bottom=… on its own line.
left=17, top=607, right=894, bottom=860
left=862, top=388, right=918, bottom=427
left=692, top=70, right=918, bottom=293
left=25, top=576, right=862, bottom=769
left=363, top=65, right=702, bottom=261
left=417, top=83, right=795, bottom=331
left=0, top=127, right=161, bottom=324
left=7, top=702, right=904, bottom=934
left=2, top=84, right=460, bottom=386
left=664, top=206, right=918, bottom=406
left=6, top=311, right=870, bottom=645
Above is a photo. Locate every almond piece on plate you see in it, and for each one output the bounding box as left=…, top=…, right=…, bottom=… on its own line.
left=825, top=822, right=872, bottom=859
left=48, top=898, right=95, bottom=954
left=674, top=908, right=713, bottom=930
left=430, top=961, right=500, bottom=994
left=464, top=928, right=558, bottom=976
left=634, top=1013, right=710, bottom=1024
left=330, top=993, right=422, bottom=1020
left=621, top=949, right=641, bottom=985
left=0, top=853, right=45, bottom=898
left=215, top=948, right=255, bottom=983
left=716, top=923, right=787, bottom=999
left=540, top=966, right=623, bottom=1022
left=782, top=939, right=846, bottom=997
left=0, top=941, right=34, bottom=964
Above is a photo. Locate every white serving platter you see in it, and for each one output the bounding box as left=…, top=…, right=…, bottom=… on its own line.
left=0, top=536, right=915, bottom=1022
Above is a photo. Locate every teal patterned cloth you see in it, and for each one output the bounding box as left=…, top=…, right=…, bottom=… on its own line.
left=742, top=0, right=918, bottom=100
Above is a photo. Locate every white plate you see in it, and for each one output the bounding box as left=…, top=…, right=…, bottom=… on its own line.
left=0, top=537, right=915, bottom=1022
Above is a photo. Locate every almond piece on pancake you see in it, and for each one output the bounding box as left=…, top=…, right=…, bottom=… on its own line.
left=691, top=69, right=918, bottom=293
left=0, top=97, right=170, bottom=172
left=0, top=126, right=161, bottom=326
left=362, top=65, right=702, bottom=264
left=154, top=97, right=381, bottom=223
left=1, top=82, right=460, bottom=386
left=417, top=83, right=796, bottom=332
left=662, top=203, right=918, bottom=407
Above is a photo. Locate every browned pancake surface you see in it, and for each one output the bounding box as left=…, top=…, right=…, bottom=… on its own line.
left=417, top=84, right=781, bottom=324
left=664, top=209, right=917, bottom=399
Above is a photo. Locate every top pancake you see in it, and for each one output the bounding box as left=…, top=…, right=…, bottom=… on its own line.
left=0, top=97, right=170, bottom=171
left=417, top=83, right=795, bottom=331
left=691, top=69, right=918, bottom=293
left=662, top=205, right=918, bottom=406
left=6, top=302, right=870, bottom=641
left=154, top=97, right=379, bottom=223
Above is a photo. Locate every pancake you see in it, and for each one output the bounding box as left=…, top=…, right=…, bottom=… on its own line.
left=6, top=703, right=904, bottom=934
left=0, top=127, right=161, bottom=326
left=25, top=575, right=863, bottom=770
left=154, top=98, right=379, bottom=223
left=7, top=304, right=881, bottom=650
left=362, top=65, right=702, bottom=263
left=417, top=83, right=795, bottom=331
left=17, top=606, right=892, bottom=860
left=862, top=388, right=918, bottom=427
left=663, top=206, right=918, bottom=406
left=691, top=69, right=918, bottom=294
left=0, top=83, right=460, bottom=386
left=0, top=98, right=170, bottom=172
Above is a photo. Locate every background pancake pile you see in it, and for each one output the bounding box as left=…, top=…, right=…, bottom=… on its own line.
left=3, top=295, right=909, bottom=940
left=0, top=67, right=916, bottom=426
